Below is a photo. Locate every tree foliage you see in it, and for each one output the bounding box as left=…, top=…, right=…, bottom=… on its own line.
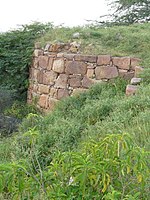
left=0, top=22, right=52, bottom=99
left=112, top=0, right=150, bottom=24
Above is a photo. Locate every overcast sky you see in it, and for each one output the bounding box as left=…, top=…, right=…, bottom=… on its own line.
left=0, top=0, right=110, bottom=32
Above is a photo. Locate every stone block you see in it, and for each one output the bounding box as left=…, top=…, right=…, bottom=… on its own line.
left=37, top=70, right=43, bottom=84
left=87, top=63, right=95, bottom=69
left=64, top=54, right=75, bottom=60
left=38, top=84, right=50, bottom=94
left=119, top=70, right=134, bottom=80
left=33, top=69, right=39, bottom=80
left=95, top=66, right=118, bottom=79
left=43, top=71, right=58, bottom=85
left=38, top=56, right=49, bottom=69
left=68, top=75, right=82, bottom=88
left=33, top=58, right=39, bottom=68
left=33, top=49, right=43, bottom=57
left=57, top=89, right=69, bottom=100
left=97, top=55, right=111, bottom=65
left=38, top=94, right=48, bottom=108
left=75, top=55, right=97, bottom=63
left=47, top=57, right=54, bottom=70
left=131, top=78, right=142, bottom=85
left=134, top=66, right=144, bottom=78
left=33, top=84, right=38, bottom=93
left=126, top=85, right=138, bottom=96
left=130, top=57, right=141, bottom=70
left=87, top=68, right=95, bottom=78
left=34, top=42, right=42, bottom=49
left=113, top=57, right=130, bottom=70
left=53, top=59, right=65, bottom=73
left=55, top=74, right=68, bottom=88
left=50, top=88, right=58, bottom=98
left=48, top=98, right=59, bottom=110
left=82, top=76, right=94, bottom=88
left=66, top=61, right=87, bottom=75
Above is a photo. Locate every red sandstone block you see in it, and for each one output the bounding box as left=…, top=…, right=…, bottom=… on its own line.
left=38, top=94, right=48, bottom=108
left=37, top=70, right=43, bottom=84
left=95, top=66, right=118, bottom=79
left=53, top=59, right=65, bottom=73
left=66, top=61, right=87, bottom=75
left=113, top=57, right=130, bottom=70
left=126, top=85, right=138, bottom=96
left=68, top=75, right=82, bottom=88
left=130, top=57, right=141, bottom=70
left=55, top=74, right=68, bottom=88
left=57, top=89, right=69, bottom=100
left=38, top=84, right=50, bottom=94
left=42, top=71, right=58, bottom=85
left=82, top=76, right=94, bottom=88
left=75, top=55, right=97, bottom=63
left=48, top=98, right=59, bottom=110
left=38, top=56, right=49, bottom=69
left=97, top=55, right=111, bottom=65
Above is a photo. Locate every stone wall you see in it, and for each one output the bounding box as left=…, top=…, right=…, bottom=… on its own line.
left=28, top=43, right=141, bottom=111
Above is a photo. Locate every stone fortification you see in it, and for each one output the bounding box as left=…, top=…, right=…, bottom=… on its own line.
left=28, top=42, right=141, bottom=111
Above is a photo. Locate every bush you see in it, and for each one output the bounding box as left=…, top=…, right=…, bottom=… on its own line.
left=0, top=22, right=52, bottom=99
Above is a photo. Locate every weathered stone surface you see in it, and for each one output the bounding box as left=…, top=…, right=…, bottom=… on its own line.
left=97, top=55, right=111, bottom=65
left=38, top=84, right=50, bottom=94
left=33, top=69, right=39, bottom=80
left=87, top=68, right=95, bottom=78
left=130, top=57, right=141, bottom=70
left=131, top=78, right=142, bottom=85
left=113, top=57, right=130, bottom=70
left=119, top=70, right=134, bottom=80
left=71, top=88, right=87, bottom=96
left=43, top=71, right=58, bottom=85
left=35, top=42, right=42, bottom=49
left=38, top=94, right=48, bottom=108
left=47, top=57, right=54, bottom=70
left=64, top=54, right=75, bottom=60
left=57, top=53, right=64, bottom=58
left=44, top=43, right=51, bottom=51
left=57, top=89, right=69, bottom=100
left=48, top=98, right=59, bottom=110
left=33, top=58, right=39, bottom=68
left=68, top=75, right=82, bottom=88
left=49, top=44, right=61, bottom=52
left=134, top=66, right=144, bottom=77
left=53, top=59, right=65, bottom=73
left=49, top=88, right=58, bottom=98
left=66, top=61, right=87, bottom=75
left=55, top=74, right=68, bottom=88
left=38, top=56, right=49, bottom=69
left=33, top=84, right=38, bottom=93
left=126, top=85, right=138, bottom=96
left=82, top=76, right=94, bottom=88
left=75, top=55, right=97, bottom=63
left=33, top=49, right=43, bottom=57
left=95, top=66, right=118, bottom=79
left=87, top=63, right=95, bottom=69
left=37, top=70, right=43, bottom=84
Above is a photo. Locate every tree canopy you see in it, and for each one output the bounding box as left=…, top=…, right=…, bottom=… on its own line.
left=112, top=0, right=150, bottom=24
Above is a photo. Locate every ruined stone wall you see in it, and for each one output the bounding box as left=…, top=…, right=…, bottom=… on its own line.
left=28, top=43, right=141, bottom=112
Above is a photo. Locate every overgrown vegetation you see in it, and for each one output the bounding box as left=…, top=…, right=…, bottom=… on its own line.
left=0, top=78, right=150, bottom=199
left=0, top=22, right=150, bottom=199
left=0, top=22, right=52, bottom=99
left=39, top=23, right=150, bottom=67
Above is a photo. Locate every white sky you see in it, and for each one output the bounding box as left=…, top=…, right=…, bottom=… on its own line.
left=0, top=0, right=110, bottom=32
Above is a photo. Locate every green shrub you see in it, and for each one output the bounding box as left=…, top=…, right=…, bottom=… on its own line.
left=0, top=22, right=52, bottom=99
left=0, top=134, right=149, bottom=199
